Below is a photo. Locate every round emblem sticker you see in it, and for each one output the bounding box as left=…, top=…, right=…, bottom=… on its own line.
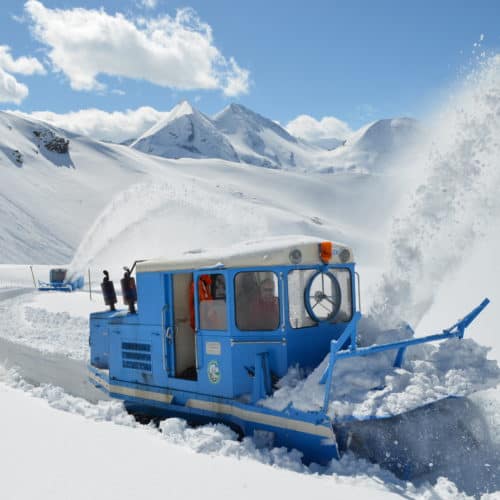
left=207, top=360, right=221, bottom=384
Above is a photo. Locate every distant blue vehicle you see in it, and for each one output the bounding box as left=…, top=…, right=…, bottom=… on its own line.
left=88, top=237, right=490, bottom=470
left=38, top=268, right=84, bottom=292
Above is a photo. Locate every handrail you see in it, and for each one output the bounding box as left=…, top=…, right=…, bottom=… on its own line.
left=355, top=271, right=361, bottom=313
left=194, top=332, right=199, bottom=370
left=230, top=339, right=286, bottom=345
left=161, top=304, right=169, bottom=373
left=319, top=298, right=490, bottom=413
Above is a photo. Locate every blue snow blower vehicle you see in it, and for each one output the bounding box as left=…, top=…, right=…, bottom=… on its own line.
left=38, top=268, right=84, bottom=292
left=88, top=237, right=491, bottom=468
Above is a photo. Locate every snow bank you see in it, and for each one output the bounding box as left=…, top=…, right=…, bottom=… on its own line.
left=0, top=291, right=97, bottom=359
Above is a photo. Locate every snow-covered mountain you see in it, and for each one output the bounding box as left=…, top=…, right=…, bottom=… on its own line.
left=131, top=100, right=318, bottom=169
left=130, top=101, right=421, bottom=172
left=131, top=101, right=239, bottom=162
left=319, top=117, right=422, bottom=173
left=0, top=105, right=425, bottom=267
left=212, top=103, right=322, bottom=169
left=349, top=117, right=419, bottom=152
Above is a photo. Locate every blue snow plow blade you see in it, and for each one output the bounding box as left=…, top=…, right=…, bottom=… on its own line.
left=319, top=299, right=490, bottom=415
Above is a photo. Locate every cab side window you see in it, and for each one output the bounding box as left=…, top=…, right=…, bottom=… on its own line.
left=235, top=272, right=280, bottom=331
left=199, top=273, right=227, bottom=330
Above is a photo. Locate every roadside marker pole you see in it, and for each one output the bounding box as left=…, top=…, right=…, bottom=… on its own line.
left=29, top=265, right=36, bottom=288
left=88, top=268, right=92, bottom=301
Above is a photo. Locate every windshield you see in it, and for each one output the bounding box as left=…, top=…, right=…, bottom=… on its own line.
left=288, top=267, right=352, bottom=328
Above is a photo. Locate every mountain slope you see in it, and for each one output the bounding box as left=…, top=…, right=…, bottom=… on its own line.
left=0, top=109, right=411, bottom=267
left=0, top=111, right=157, bottom=263
left=0, top=108, right=421, bottom=266
left=129, top=102, right=421, bottom=173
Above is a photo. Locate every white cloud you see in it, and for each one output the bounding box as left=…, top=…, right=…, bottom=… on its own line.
left=138, top=0, right=158, bottom=9
left=0, top=45, right=45, bottom=75
left=0, top=45, right=45, bottom=104
left=286, top=114, right=352, bottom=142
left=24, top=1, right=249, bottom=96
left=0, top=67, right=29, bottom=104
left=14, top=106, right=169, bottom=143
left=222, top=58, right=251, bottom=97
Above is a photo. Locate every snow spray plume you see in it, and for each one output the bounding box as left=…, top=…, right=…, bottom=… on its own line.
left=69, top=182, right=174, bottom=274
left=371, top=54, right=500, bottom=329
left=68, top=179, right=268, bottom=275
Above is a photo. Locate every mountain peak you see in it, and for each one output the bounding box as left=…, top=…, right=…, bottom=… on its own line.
left=132, top=101, right=199, bottom=144
left=216, top=102, right=267, bottom=123
left=227, top=103, right=252, bottom=115
left=169, top=100, right=196, bottom=120
left=213, top=103, right=297, bottom=144
left=130, top=100, right=238, bottom=162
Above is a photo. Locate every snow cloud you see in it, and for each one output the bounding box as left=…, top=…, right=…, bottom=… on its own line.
left=24, top=1, right=250, bottom=96
left=15, top=106, right=170, bottom=143
left=286, top=114, right=352, bottom=143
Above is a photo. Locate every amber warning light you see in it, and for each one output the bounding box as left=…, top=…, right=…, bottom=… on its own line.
left=319, top=241, right=333, bottom=263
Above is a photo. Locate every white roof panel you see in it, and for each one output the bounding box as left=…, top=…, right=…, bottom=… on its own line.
left=136, top=235, right=354, bottom=273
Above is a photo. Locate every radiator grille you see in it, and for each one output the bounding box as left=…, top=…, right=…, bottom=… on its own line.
left=122, top=342, right=151, bottom=352
left=122, top=342, right=152, bottom=371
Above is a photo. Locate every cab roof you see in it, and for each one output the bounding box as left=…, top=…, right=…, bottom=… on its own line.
left=136, top=236, right=354, bottom=273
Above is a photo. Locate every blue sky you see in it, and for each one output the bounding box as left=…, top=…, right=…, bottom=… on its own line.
left=0, top=0, right=498, bottom=141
